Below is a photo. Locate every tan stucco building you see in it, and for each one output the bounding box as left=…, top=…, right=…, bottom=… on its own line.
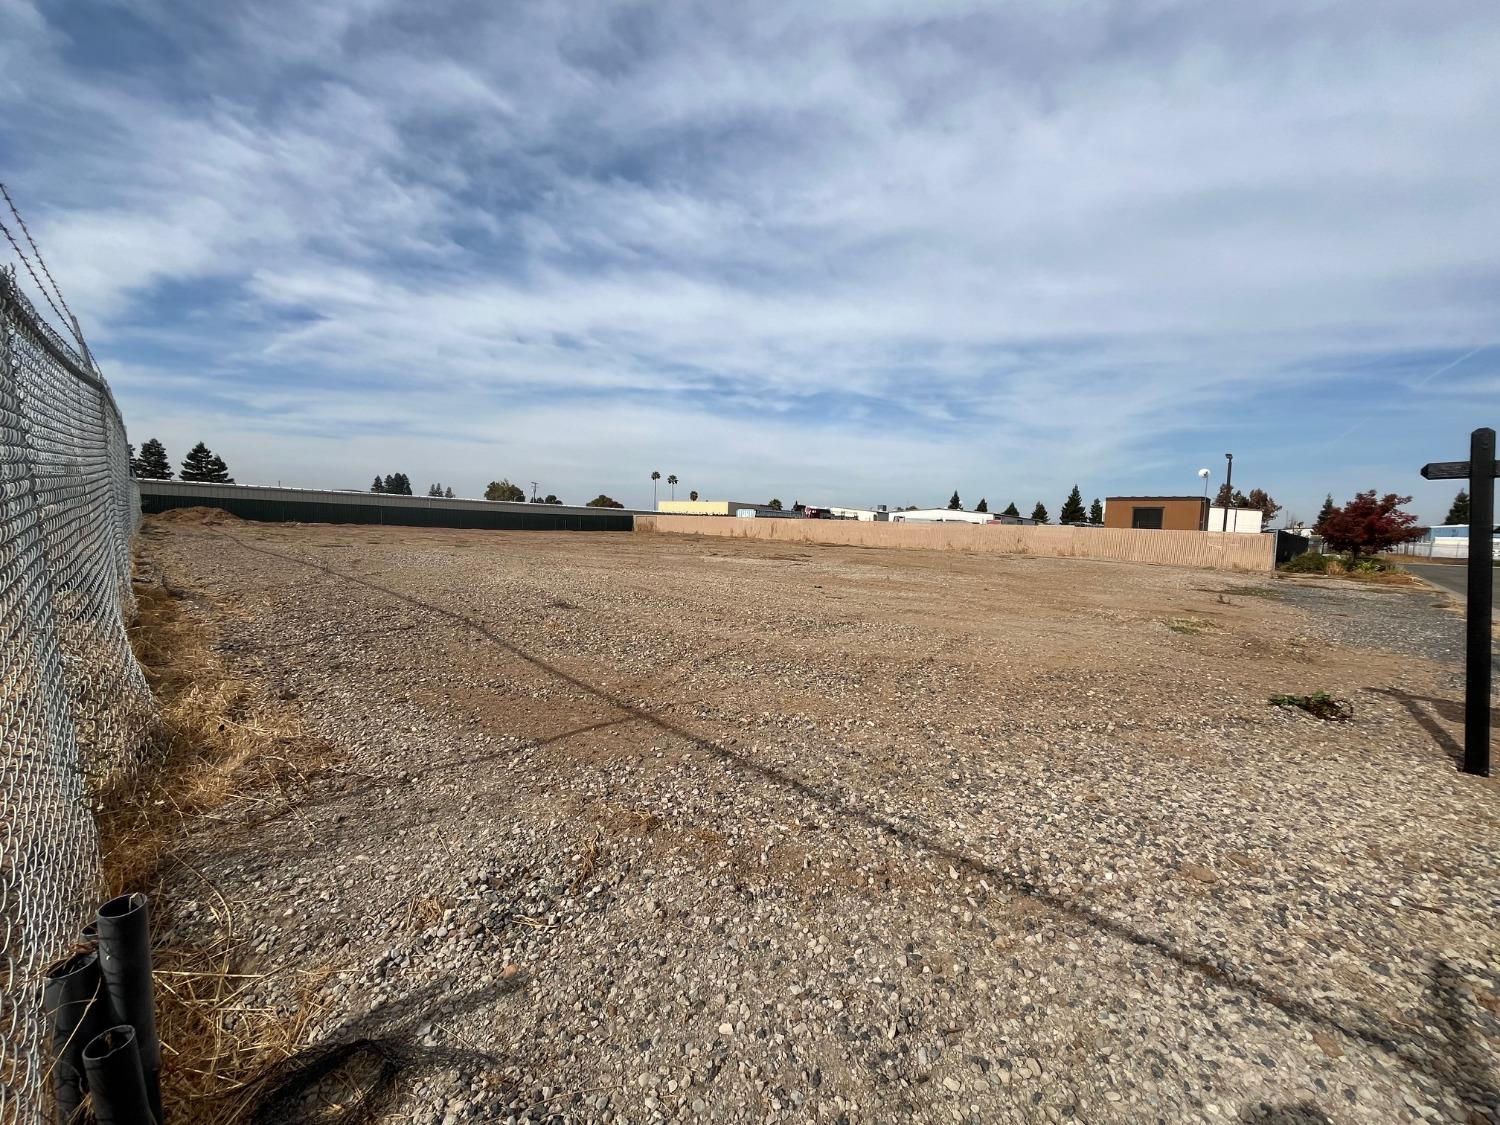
left=1104, top=496, right=1209, bottom=532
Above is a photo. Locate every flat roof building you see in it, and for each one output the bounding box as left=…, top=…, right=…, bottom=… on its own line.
left=889, top=508, right=997, bottom=525
left=1103, top=496, right=1208, bottom=532
left=657, top=499, right=758, bottom=516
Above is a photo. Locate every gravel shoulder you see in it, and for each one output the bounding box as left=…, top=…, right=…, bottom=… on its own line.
left=134, top=520, right=1500, bottom=1125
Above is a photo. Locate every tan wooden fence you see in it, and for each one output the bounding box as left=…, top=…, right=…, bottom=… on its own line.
left=635, top=515, right=1276, bottom=572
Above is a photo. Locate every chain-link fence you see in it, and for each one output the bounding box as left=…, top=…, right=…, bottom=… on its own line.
left=0, top=265, right=153, bottom=1122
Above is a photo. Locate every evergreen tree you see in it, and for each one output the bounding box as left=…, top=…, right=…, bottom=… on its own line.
left=947, top=490, right=962, bottom=510
left=179, top=442, right=233, bottom=483
left=135, top=438, right=173, bottom=480
left=1089, top=498, right=1103, bottom=524
left=1001, top=501, right=1020, bottom=518
left=1030, top=501, right=1049, bottom=523
left=1445, top=488, right=1470, bottom=526
left=975, top=498, right=988, bottom=513
left=586, top=494, right=623, bottom=508
left=1317, top=493, right=1336, bottom=524
left=371, top=475, right=385, bottom=493
left=689, top=490, right=699, bottom=501
left=443, top=487, right=454, bottom=499
left=767, top=498, right=783, bottom=510
left=392, top=473, right=412, bottom=495
left=1059, top=484, right=1087, bottom=524
left=427, top=483, right=443, bottom=497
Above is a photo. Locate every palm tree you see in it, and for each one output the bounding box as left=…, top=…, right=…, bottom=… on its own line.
left=667, top=473, right=679, bottom=499
left=651, top=470, right=661, bottom=506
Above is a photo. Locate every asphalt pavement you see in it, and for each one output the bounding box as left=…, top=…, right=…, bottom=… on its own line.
left=1402, top=560, right=1476, bottom=600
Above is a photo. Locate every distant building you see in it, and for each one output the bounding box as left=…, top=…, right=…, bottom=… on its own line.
left=657, top=499, right=758, bottom=516
left=1103, top=496, right=1208, bottom=531
left=1206, top=506, right=1264, bottom=534
left=1397, top=524, right=1500, bottom=559
left=735, top=506, right=803, bottom=519
left=888, top=508, right=997, bottom=525
left=824, top=505, right=885, bottom=521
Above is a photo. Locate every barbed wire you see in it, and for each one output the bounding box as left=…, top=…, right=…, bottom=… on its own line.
left=0, top=182, right=80, bottom=342
left=0, top=207, right=70, bottom=334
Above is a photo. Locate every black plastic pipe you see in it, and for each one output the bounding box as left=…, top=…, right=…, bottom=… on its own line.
left=42, top=948, right=111, bottom=1123
left=95, top=894, right=162, bottom=1123
left=81, top=1025, right=155, bottom=1125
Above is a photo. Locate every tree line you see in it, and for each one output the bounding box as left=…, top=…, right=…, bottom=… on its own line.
left=129, top=438, right=233, bottom=483
left=937, top=486, right=1102, bottom=525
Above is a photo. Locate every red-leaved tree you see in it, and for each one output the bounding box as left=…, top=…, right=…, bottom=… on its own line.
left=1314, top=491, right=1427, bottom=558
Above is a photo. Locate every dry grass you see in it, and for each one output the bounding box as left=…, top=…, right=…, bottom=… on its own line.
left=93, top=573, right=337, bottom=1123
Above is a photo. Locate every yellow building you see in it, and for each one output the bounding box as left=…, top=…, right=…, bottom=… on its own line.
left=656, top=499, right=757, bottom=516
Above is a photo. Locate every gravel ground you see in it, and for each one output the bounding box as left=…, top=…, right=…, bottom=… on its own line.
left=134, top=519, right=1499, bottom=1125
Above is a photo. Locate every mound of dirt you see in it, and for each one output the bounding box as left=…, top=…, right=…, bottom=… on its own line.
left=148, top=505, right=243, bottom=526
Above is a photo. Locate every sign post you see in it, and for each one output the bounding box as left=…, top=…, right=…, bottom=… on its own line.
left=1421, top=426, right=1496, bottom=776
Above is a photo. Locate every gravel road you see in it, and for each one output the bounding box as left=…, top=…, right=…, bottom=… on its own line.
left=136, top=518, right=1499, bottom=1125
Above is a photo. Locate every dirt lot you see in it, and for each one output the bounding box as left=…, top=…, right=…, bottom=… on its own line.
left=133, top=518, right=1499, bottom=1124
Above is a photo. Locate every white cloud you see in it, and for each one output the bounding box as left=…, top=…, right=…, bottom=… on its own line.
left=3, top=0, right=1498, bottom=517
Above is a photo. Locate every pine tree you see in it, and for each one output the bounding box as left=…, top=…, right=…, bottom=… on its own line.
left=392, top=473, right=412, bottom=495
left=179, top=442, right=233, bottom=483
left=1059, top=485, right=1086, bottom=524
left=427, top=483, right=443, bottom=496
left=1031, top=501, right=1049, bottom=524
left=135, top=438, right=173, bottom=480
left=975, top=498, right=988, bottom=513
left=1444, top=488, right=1470, bottom=526
left=371, top=475, right=385, bottom=493
left=947, top=490, right=962, bottom=510
left=1317, top=493, right=1336, bottom=524
left=1001, top=501, right=1020, bottom=518
left=443, top=486, right=454, bottom=499
left=1089, top=498, right=1103, bottom=524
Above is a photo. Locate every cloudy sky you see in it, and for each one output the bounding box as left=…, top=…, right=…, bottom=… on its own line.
left=2, top=0, right=1497, bottom=519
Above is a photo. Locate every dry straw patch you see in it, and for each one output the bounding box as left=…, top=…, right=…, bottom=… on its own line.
left=94, top=571, right=336, bottom=1123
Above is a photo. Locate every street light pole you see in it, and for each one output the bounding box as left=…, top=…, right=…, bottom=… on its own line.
left=1222, top=453, right=1233, bottom=532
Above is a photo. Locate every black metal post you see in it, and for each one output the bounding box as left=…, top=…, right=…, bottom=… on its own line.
left=1222, top=452, right=1233, bottom=532
left=82, top=1026, right=155, bottom=1125
left=95, top=894, right=162, bottom=1123
left=43, top=949, right=112, bottom=1123
left=1465, top=426, right=1494, bottom=776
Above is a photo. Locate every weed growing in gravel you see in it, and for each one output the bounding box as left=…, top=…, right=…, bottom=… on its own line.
left=1269, top=691, right=1354, bottom=721
left=1166, top=618, right=1218, bottom=635
left=1205, top=584, right=1284, bottom=600
left=97, top=573, right=337, bottom=1123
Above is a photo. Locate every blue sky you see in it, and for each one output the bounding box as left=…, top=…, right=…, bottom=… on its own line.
left=2, top=0, right=1497, bottom=521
